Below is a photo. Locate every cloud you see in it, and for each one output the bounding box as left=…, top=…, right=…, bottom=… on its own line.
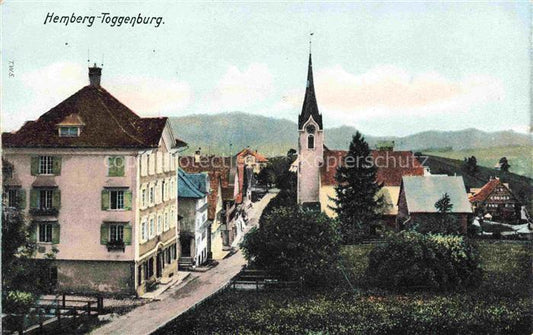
left=279, top=65, right=505, bottom=123
left=202, top=63, right=273, bottom=112
left=17, top=62, right=192, bottom=121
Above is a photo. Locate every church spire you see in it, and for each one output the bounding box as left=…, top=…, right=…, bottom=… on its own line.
left=299, top=45, right=323, bottom=130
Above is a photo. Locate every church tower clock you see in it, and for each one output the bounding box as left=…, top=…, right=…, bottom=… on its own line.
left=297, top=51, right=324, bottom=210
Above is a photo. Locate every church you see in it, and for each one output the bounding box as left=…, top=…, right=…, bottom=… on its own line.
left=296, top=51, right=425, bottom=226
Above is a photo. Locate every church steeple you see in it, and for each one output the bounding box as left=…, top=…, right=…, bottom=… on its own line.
left=298, top=51, right=323, bottom=130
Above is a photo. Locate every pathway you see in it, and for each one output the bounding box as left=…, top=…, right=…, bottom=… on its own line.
left=90, top=191, right=276, bottom=335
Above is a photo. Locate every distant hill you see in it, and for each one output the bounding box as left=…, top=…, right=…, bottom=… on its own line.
left=170, top=112, right=531, bottom=156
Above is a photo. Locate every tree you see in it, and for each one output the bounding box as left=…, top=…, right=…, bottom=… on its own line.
left=287, top=148, right=297, bottom=163
left=499, top=157, right=510, bottom=172
left=255, top=165, right=276, bottom=189
left=241, top=205, right=341, bottom=287
left=331, top=132, right=384, bottom=243
left=463, top=156, right=478, bottom=175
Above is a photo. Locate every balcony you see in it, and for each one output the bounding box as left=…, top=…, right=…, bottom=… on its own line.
left=29, top=207, right=59, bottom=216
left=106, top=240, right=125, bottom=252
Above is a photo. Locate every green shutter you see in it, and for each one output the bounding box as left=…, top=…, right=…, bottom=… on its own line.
left=100, top=224, right=109, bottom=245
left=52, top=189, right=61, bottom=209
left=108, top=156, right=125, bottom=177
left=124, top=190, right=132, bottom=210
left=29, top=223, right=37, bottom=243
left=52, top=156, right=61, bottom=175
left=124, top=225, right=132, bottom=245
left=19, top=189, right=26, bottom=209
left=30, top=189, right=39, bottom=209
left=52, top=224, right=60, bottom=244
left=101, top=190, right=110, bottom=210
left=31, top=156, right=39, bottom=175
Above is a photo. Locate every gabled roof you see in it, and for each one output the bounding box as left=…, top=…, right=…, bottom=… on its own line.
left=2, top=85, right=185, bottom=149
left=401, top=175, right=472, bottom=214
left=321, top=147, right=425, bottom=186
left=469, top=178, right=517, bottom=203
left=298, top=53, right=323, bottom=130
left=178, top=169, right=207, bottom=199
left=235, top=148, right=268, bottom=163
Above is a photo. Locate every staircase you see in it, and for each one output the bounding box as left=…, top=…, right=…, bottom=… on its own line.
left=178, top=257, right=194, bottom=271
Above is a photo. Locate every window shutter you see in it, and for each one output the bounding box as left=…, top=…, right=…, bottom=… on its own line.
left=124, top=190, right=132, bottom=210
left=101, top=190, right=110, bottom=210
left=19, top=189, right=26, bottom=209
left=29, top=223, right=37, bottom=243
left=52, top=156, right=62, bottom=175
left=30, top=189, right=39, bottom=209
left=52, top=224, right=60, bottom=244
left=100, top=224, right=109, bottom=245
left=52, top=189, right=61, bottom=209
left=31, top=156, right=39, bottom=175
left=124, top=225, right=132, bottom=245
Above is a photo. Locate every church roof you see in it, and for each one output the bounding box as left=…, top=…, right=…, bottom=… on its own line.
left=298, top=53, right=323, bottom=130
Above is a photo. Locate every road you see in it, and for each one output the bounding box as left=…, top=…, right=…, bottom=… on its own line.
left=90, top=192, right=276, bottom=335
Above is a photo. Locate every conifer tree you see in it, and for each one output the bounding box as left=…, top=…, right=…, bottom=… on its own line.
left=331, top=132, right=383, bottom=243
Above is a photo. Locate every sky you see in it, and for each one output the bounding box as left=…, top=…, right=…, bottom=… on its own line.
left=2, top=1, right=531, bottom=137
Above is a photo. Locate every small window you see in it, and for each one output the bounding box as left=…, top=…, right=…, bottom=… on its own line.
left=39, top=189, right=53, bottom=209
left=59, top=127, right=79, bottom=137
left=308, top=134, right=315, bottom=149
left=110, top=190, right=124, bottom=210
left=161, top=180, right=166, bottom=200
left=39, top=223, right=53, bottom=242
left=109, top=224, right=124, bottom=242
left=149, top=186, right=154, bottom=205
left=141, top=221, right=147, bottom=241
left=157, top=215, right=162, bottom=234
left=149, top=218, right=155, bottom=238
left=39, top=156, right=54, bottom=174
left=164, top=212, right=169, bottom=231
left=142, top=189, right=147, bottom=208
left=7, top=188, right=18, bottom=208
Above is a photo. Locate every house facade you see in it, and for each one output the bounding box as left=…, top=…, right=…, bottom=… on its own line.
left=469, top=177, right=521, bottom=223
left=397, top=175, right=473, bottom=233
left=177, top=169, right=210, bottom=267
left=2, top=65, right=185, bottom=296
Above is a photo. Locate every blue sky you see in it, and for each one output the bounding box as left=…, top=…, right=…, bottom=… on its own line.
left=2, top=1, right=530, bottom=137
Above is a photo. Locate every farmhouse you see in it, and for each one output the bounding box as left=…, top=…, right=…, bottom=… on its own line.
left=469, top=177, right=521, bottom=223
left=2, top=65, right=184, bottom=296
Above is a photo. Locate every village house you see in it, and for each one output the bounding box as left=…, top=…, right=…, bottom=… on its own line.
left=397, top=175, right=473, bottom=232
left=296, top=52, right=424, bottom=222
left=2, top=65, right=185, bottom=296
left=177, top=169, right=210, bottom=267
left=469, top=177, right=521, bottom=223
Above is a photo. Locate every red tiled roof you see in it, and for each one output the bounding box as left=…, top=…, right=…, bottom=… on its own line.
left=321, top=147, right=425, bottom=186
left=469, top=178, right=516, bottom=203
left=2, top=86, right=178, bottom=149
left=235, top=148, right=268, bottom=163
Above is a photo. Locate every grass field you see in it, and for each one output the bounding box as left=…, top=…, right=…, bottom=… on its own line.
left=156, top=241, right=532, bottom=335
left=425, top=146, right=532, bottom=178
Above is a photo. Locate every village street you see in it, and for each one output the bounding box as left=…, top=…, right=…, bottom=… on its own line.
left=90, top=191, right=276, bottom=335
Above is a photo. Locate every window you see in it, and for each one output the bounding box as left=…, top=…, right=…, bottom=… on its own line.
left=164, top=212, right=169, bottom=231
left=307, top=134, right=315, bottom=149
left=170, top=180, right=174, bottom=198
left=149, top=186, right=154, bottom=205
left=148, top=258, right=154, bottom=277
left=7, top=188, right=18, bottom=208
left=59, top=126, right=79, bottom=137
left=110, top=190, right=124, bottom=210
left=165, top=248, right=171, bottom=264
left=170, top=210, right=175, bottom=227
left=109, top=224, right=124, bottom=242
left=157, top=215, right=162, bottom=234
left=170, top=244, right=177, bottom=260
left=39, top=156, right=54, bottom=174
left=161, top=180, right=166, bottom=200
left=138, top=265, right=143, bottom=286
left=141, top=221, right=147, bottom=241
left=39, top=189, right=53, bottom=209
left=149, top=218, right=155, bottom=238
left=142, top=189, right=147, bottom=208
left=39, top=223, right=53, bottom=242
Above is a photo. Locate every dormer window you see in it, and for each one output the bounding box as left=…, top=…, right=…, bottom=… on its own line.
left=59, top=126, right=80, bottom=137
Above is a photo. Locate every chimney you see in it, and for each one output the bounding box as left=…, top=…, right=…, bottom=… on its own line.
left=194, top=147, right=201, bottom=164
left=88, top=63, right=102, bottom=87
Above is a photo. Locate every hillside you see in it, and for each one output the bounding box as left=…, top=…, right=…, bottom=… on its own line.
left=170, top=112, right=530, bottom=157
left=421, top=154, right=532, bottom=211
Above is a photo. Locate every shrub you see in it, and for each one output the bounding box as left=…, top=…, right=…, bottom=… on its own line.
left=241, top=206, right=341, bottom=286
left=366, top=231, right=482, bottom=291
left=2, top=290, right=35, bottom=314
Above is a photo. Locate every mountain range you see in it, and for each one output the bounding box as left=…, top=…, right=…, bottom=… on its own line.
left=169, top=112, right=530, bottom=157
